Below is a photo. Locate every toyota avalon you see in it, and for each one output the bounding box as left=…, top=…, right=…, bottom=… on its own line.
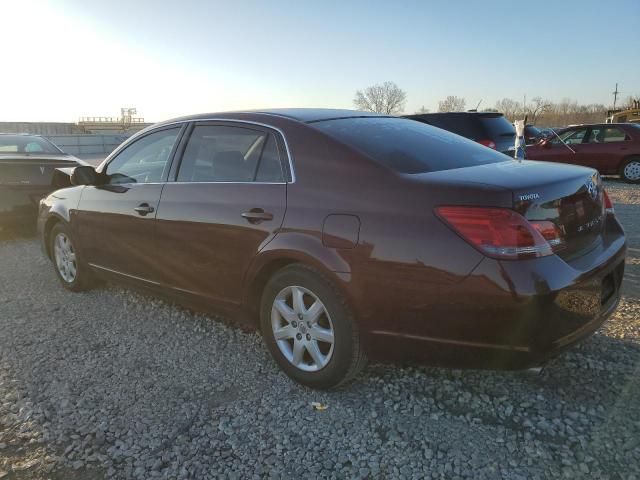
left=38, top=109, right=626, bottom=389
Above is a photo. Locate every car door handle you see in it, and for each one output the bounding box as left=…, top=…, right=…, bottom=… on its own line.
left=134, top=203, right=155, bottom=216
left=241, top=208, right=273, bottom=224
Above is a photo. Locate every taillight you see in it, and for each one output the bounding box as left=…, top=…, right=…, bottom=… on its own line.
left=435, top=206, right=554, bottom=260
left=530, top=220, right=565, bottom=252
left=478, top=139, right=496, bottom=149
left=603, top=189, right=614, bottom=215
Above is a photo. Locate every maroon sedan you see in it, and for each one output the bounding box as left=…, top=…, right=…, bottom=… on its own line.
left=38, top=109, right=626, bottom=389
left=527, top=123, right=640, bottom=183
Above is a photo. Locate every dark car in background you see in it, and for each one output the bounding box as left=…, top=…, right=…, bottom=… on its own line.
left=404, top=111, right=516, bottom=156
left=0, top=134, right=85, bottom=225
left=38, top=109, right=625, bottom=389
left=526, top=123, right=640, bottom=182
left=524, top=125, right=542, bottom=145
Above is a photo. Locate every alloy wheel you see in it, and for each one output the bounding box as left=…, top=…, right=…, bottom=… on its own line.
left=271, top=285, right=335, bottom=372
left=53, top=232, right=77, bottom=283
left=624, top=161, right=640, bottom=181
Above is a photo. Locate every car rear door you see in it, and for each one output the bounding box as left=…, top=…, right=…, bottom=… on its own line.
left=154, top=121, right=289, bottom=308
left=75, top=126, right=184, bottom=283
left=579, top=126, right=631, bottom=174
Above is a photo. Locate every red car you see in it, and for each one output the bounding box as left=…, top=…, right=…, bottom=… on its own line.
left=527, top=123, right=640, bottom=183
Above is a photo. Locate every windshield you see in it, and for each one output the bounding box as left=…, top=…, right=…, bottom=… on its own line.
left=313, top=117, right=508, bottom=174
left=0, top=135, right=63, bottom=154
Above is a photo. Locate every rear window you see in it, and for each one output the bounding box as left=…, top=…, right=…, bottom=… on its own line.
left=313, top=117, right=508, bottom=174
left=479, top=116, right=516, bottom=138
left=526, top=126, right=541, bottom=136
left=0, top=135, right=62, bottom=154
left=415, top=116, right=478, bottom=138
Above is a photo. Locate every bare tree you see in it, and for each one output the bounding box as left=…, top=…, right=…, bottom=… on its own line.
left=621, top=95, right=640, bottom=109
left=353, top=81, right=407, bottom=115
left=495, top=97, right=608, bottom=126
left=494, top=98, right=523, bottom=121
left=526, top=96, right=551, bottom=124
left=415, top=105, right=430, bottom=114
left=438, top=96, right=466, bottom=112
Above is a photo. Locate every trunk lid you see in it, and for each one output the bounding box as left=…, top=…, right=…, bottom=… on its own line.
left=427, top=160, right=605, bottom=260
left=0, top=154, right=78, bottom=186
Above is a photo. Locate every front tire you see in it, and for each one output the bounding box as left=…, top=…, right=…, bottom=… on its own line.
left=49, top=223, right=93, bottom=292
left=260, top=264, right=366, bottom=389
left=620, top=157, right=640, bottom=183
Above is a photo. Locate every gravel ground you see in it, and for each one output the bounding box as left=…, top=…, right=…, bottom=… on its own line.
left=0, top=180, right=639, bottom=480
left=605, top=178, right=640, bottom=298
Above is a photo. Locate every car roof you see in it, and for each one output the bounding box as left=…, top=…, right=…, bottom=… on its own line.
left=561, top=123, right=634, bottom=130
left=0, top=132, right=44, bottom=137
left=252, top=108, right=388, bottom=123
left=404, top=111, right=505, bottom=119
left=159, top=108, right=389, bottom=126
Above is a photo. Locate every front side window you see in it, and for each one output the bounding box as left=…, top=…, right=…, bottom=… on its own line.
left=105, top=128, right=180, bottom=184
left=177, top=125, right=284, bottom=182
left=588, top=127, right=627, bottom=143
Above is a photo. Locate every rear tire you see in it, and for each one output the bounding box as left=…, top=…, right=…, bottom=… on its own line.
left=620, top=157, right=640, bottom=183
left=260, top=264, right=367, bottom=389
left=49, top=223, right=93, bottom=292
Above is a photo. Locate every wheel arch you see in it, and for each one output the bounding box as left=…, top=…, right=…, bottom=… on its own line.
left=43, top=215, right=67, bottom=259
left=619, top=154, right=640, bottom=172
left=242, top=244, right=355, bottom=327
left=617, top=153, right=640, bottom=183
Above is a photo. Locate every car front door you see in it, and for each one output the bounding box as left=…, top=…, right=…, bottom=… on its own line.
left=154, top=121, right=289, bottom=308
left=75, top=126, right=184, bottom=282
left=539, top=128, right=589, bottom=166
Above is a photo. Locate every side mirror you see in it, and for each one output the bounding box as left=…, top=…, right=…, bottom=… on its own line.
left=541, top=139, right=552, bottom=149
left=70, top=166, right=98, bottom=186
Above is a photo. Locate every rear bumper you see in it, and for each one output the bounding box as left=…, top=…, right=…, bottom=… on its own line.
left=0, top=186, right=52, bottom=224
left=365, top=216, right=626, bottom=369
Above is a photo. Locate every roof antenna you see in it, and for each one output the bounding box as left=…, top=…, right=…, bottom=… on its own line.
left=475, top=99, right=483, bottom=111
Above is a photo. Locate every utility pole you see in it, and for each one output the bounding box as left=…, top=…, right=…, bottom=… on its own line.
left=612, top=83, right=620, bottom=109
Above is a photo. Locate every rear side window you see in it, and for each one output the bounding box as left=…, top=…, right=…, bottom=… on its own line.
left=177, top=125, right=284, bottom=182
left=255, top=135, right=284, bottom=182
left=587, top=127, right=627, bottom=143
left=312, top=117, right=508, bottom=174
